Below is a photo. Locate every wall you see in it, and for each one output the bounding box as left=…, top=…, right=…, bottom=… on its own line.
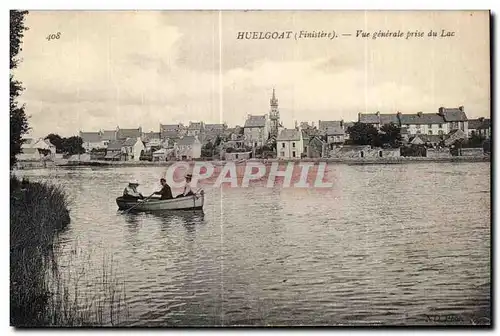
left=405, top=123, right=448, bottom=135
left=329, top=146, right=400, bottom=158
left=224, top=151, right=251, bottom=160
left=460, top=148, right=484, bottom=156
left=426, top=148, right=452, bottom=158
left=277, top=139, right=304, bottom=159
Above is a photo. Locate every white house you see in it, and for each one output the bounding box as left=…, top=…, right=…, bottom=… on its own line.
left=325, top=121, right=345, bottom=149
left=175, top=136, right=201, bottom=160
left=277, top=128, right=304, bottom=159
left=244, top=115, right=270, bottom=147
left=122, top=137, right=146, bottom=161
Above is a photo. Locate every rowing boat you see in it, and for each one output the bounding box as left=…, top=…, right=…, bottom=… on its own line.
left=116, top=192, right=204, bottom=211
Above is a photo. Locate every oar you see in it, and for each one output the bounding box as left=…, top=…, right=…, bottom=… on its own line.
left=124, top=193, right=155, bottom=213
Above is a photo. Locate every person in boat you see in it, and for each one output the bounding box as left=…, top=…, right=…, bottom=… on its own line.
left=176, top=173, right=195, bottom=198
left=152, top=178, right=173, bottom=200
left=123, top=181, right=144, bottom=200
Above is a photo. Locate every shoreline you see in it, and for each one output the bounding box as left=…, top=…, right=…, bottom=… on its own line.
left=14, top=155, right=490, bottom=169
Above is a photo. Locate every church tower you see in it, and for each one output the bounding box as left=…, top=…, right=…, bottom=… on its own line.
left=269, top=88, right=281, bottom=137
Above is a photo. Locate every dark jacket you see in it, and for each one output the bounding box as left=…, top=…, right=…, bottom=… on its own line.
left=155, top=184, right=173, bottom=200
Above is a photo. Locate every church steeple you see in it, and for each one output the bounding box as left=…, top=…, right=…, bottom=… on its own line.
left=269, top=88, right=280, bottom=137
left=270, top=87, right=278, bottom=108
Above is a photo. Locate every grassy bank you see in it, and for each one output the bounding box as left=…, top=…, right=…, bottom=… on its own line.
left=10, top=175, right=70, bottom=326
left=10, top=175, right=127, bottom=327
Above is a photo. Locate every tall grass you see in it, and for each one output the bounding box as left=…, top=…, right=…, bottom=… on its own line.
left=10, top=175, right=128, bottom=327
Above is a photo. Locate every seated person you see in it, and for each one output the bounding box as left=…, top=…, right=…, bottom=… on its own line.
left=152, top=178, right=173, bottom=200
left=122, top=181, right=144, bottom=200
left=176, top=173, right=195, bottom=198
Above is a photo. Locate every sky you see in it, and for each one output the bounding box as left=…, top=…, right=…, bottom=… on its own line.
left=14, top=10, right=490, bottom=138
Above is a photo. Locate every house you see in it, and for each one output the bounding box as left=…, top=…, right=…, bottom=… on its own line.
left=186, top=121, right=205, bottom=136
left=244, top=115, right=270, bottom=147
left=31, top=138, right=57, bottom=155
left=307, top=136, right=327, bottom=158
left=16, top=147, right=43, bottom=161
left=399, top=112, right=447, bottom=136
left=325, top=123, right=345, bottom=149
left=79, top=131, right=106, bottom=152
left=468, top=117, right=491, bottom=138
left=438, top=106, right=468, bottom=134
left=318, top=120, right=343, bottom=134
left=152, top=148, right=175, bottom=162
left=116, top=127, right=142, bottom=141
left=122, top=137, right=145, bottom=161
left=160, top=123, right=184, bottom=139
left=101, top=129, right=117, bottom=142
left=104, top=140, right=125, bottom=161
left=277, top=128, right=303, bottom=159
left=175, top=136, right=202, bottom=160
left=142, top=132, right=162, bottom=150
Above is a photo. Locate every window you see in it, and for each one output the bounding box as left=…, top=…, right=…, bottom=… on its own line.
left=280, top=151, right=285, bottom=157
left=428, top=130, right=433, bottom=135
left=439, top=124, right=443, bottom=129
left=235, top=154, right=239, bottom=159
left=438, top=130, right=444, bottom=136
left=379, top=151, right=383, bottom=158
left=292, top=151, right=296, bottom=158
left=292, top=142, right=295, bottom=148
left=416, top=130, right=421, bottom=134
left=281, top=143, right=285, bottom=148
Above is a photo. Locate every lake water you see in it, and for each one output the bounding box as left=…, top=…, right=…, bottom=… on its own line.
left=16, top=162, right=491, bottom=326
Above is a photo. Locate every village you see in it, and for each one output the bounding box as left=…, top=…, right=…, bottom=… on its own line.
left=16, top=89, right=491, bottom=166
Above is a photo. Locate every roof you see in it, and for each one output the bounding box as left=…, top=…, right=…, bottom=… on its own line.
left=107, top=140, right=125, bottom=150
left=326, top=126, right=345, bottom=136
left=318, top=120, right=342, bottom=131
left=244, top=115, right=267, bottom=128
left=205, top=124, right=225, bottom=132
left=399, top=113, right=444, bottom=125
left=358, top=113, right=380, bottom=124
left=101, top=130, right=116, bottom=141
left=142, top=132, right=160, bottom=142
left=277, top=128, right=302, bottom=141
left=177, top=136, right=200, bottom=146
left=117, top=128, right=141, bottom=140
left=379, top=114, right=400, bottom=125
left=301, top=130, right=311, bottom=141
left=469, top=118, right=490, bottom=130
left=122, top=138, right=139, bottom=146
left=439, top=107, right=468, bottom=121
left=80, top=131, right=102, bottom=143
left=160, top=124, right=180, bottom=130
left=188, top=122, right=204, bottom=130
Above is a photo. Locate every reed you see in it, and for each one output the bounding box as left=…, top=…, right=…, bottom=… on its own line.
left=10, top=175, right=128, bottom=327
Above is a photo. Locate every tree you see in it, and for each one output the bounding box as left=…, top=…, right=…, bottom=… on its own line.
left=380, top=123, right=402, bottom=147
left=10, top=10, right=29, bottom=168
left=45, top=133, right=63, bottom=153
left=346, top=122, right=379, bottom=146
left=61, top=136, right=85, bottom=155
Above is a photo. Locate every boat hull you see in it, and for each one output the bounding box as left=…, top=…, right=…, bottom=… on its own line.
left=116, top=194, right=204, bottom=211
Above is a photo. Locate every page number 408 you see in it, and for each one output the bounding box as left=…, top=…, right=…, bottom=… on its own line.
left=46, top=32, right=61, bottom=41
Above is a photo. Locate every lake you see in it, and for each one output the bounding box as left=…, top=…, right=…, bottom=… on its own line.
left=16, top=162, right=491, bottom=326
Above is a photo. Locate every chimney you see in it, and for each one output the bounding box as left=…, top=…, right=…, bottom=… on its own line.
left=438, top=107, right=444, bottom=115
left=417, top=112, right=423, bottom=117
left=311, top=121, right=315, bottom=128
left=340, top=120, right=344, bottom=128
left=459, top=106, right=464, bottom=112
left=375, top=111, right=380, bottom=116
